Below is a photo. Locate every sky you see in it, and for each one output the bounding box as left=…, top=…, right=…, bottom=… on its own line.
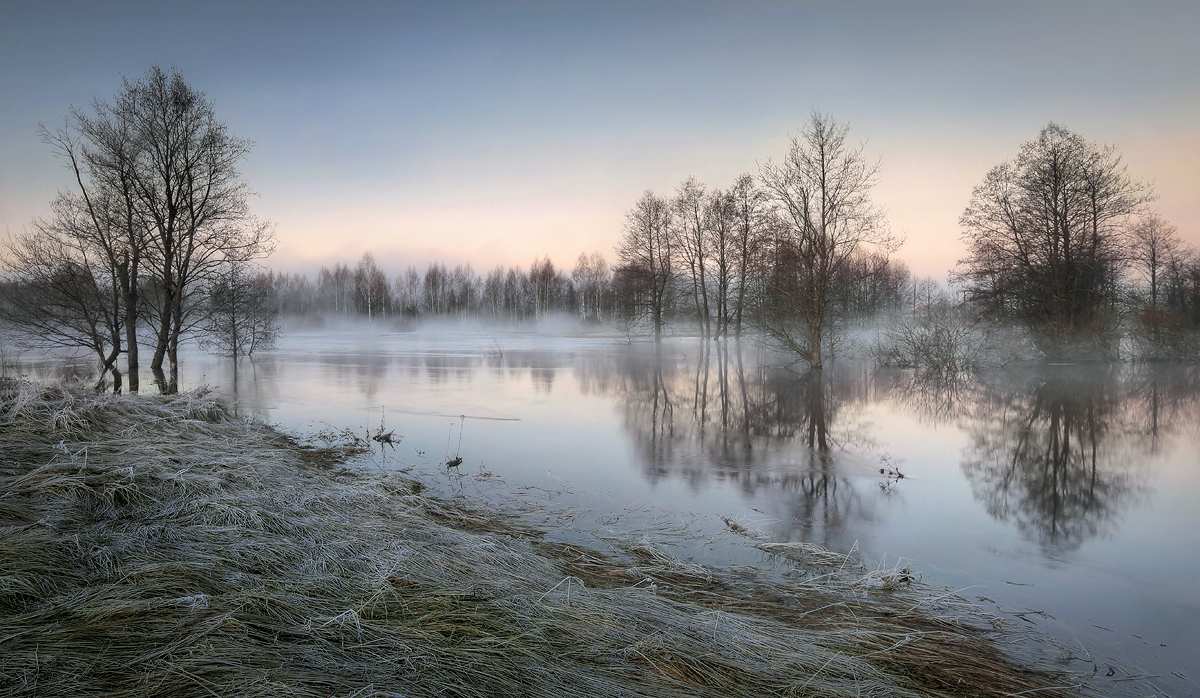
left=2, top=0, right=1198, bottom=280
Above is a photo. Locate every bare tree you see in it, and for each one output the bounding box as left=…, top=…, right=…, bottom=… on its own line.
left=200, top=262, right=281, bottom=359
left=110, top=66, right=273, bottom=391
left=1127, top=215, right=1200, bottom=357
left=672, top=177, right=712, bottom=337
left=956, top=123, right=1152, bottom=335
left=318, top=262, right=355, bottom=315
left=0, top=219, right=124, bottom=390
left=1129, top=212, right=1179, bottom=311
left=704, top=187, right=737, bottom=338
left=616, top=190, right=675, bottom=341
left=1162, top=248, right=1200, bottom=328
left=38, top=97, right=148, bottom=391
left=393, top=266, right=422, bottom=317
left=528, top=257, right=568, bottom=319
left=270, top=272, right=316, bottom=315
left=354, top=252, right=390, bottom=319
left=757, top=112, right=895, bottom=367
left=572, top=251, right=611, bottom=323
left=503, top=266, right=524, bottom=319
left=729, top=173, right=766, bottom=338
left=834, top=250, right=908, bottom=318
left=423, top=262, right=449, bottom=314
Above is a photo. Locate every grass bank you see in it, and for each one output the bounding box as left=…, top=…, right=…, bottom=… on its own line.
left=0, top=378, right=1083, bottom=697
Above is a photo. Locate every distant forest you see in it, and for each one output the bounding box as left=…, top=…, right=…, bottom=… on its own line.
left=267, top=247, right=913, bottom=330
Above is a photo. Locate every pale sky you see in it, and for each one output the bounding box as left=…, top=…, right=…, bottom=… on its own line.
left=2, top=0, right=1197, bottom=280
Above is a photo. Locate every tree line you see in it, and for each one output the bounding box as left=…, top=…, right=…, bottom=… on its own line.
left=267, top=250, right=617, bottom=324
left=266, top=113, right=912, bottom=345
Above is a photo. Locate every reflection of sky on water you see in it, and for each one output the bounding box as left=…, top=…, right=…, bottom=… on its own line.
left=12, top=328, right=1200, bottom=694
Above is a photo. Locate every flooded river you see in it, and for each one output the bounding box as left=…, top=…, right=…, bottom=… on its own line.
left=14, top=322, right=1200, bottom=695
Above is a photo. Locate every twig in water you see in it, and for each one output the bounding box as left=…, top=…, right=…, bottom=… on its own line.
left=371, top=407, right=399, bottom=446
left=444, top=414, right=466, bottom=470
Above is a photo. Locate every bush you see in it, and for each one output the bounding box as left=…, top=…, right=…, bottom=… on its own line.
left=874, top=302, right=1038, bottom=374
left=1128, top=306, right=1200, bottom=361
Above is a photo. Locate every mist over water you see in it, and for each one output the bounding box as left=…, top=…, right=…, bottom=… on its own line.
left=12, top=323, right=1200, bottom=694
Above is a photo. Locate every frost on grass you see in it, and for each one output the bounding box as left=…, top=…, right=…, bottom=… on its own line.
left=0, top=378, right=1081, bottom=698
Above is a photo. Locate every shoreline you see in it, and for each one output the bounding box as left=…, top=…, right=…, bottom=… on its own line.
left=1, top=378, right=1088, bottom=697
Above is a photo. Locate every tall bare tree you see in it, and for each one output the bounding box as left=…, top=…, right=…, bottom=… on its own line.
left=757, top=112, right=894, bottom=367
left=112, top=66, right=273, bottom=391
left=672, top=177, right=712, bottom=337
left=729, top=173, right=765, bottom=338
left=35, top=91, right=148, bottom=390
left=700, top=185, right=734, bottom=338
left=616, top=190, right=675, bottom=341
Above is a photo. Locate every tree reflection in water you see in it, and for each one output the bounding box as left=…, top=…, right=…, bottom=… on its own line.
left=299, top=337, right=1198, bottom=557
left=604, top=341, right=876, bottom=543
left=958, top=364, right=1200, bottom=552
left=607, top=343, right=1200, bottom=554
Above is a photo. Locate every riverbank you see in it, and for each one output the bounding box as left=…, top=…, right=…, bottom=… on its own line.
left=0, top=378, right=1085, bottom=697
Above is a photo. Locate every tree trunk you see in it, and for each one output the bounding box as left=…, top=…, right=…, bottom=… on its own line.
left=808, top=320, right=823, bottom=369
left=124, top=286, right=139, bottom=393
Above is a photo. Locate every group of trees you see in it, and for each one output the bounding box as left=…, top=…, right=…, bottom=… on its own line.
left=955, top=123, right=1200, bottom=358
left=266, top=251, right=616, bottom=323
left=616, top=113, right=906, bottom=367
left=0, top=66, right=273, bottom=392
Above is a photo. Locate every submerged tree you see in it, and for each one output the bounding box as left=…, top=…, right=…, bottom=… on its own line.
left=18, top=65, right=273, bottom=392
left=0, top=221, right=124, bottom=390
left=200, top=262, right=281, bottom=359
left=729, top=173, right=767, bottom=338
left=673, top=176, right=713, bottom=338
left=704, top=186, right=738, bottom=339
left=36, top=94, right=148, bottom=391
left=757, top=112, right=895, bottom=367
left=126, top=67, right=273, bottom=389
left=956, top=123, right=1152, bottom=336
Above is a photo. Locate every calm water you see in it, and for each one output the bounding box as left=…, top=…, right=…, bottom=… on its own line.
left=15, top=322, right=1200, bottom=695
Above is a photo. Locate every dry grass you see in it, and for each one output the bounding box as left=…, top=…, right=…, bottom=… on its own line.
left=0, top=377, right=1087, bottom=697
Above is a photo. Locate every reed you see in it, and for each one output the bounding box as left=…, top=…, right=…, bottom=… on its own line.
left=0, top=378, right=1086, bottom=697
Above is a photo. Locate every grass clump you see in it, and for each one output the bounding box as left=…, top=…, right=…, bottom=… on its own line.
left=1, top=377, right=1085, bottom=697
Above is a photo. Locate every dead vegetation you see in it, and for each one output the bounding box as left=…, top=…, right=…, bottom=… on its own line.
left=0, top=378, right=1087, bottom=697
